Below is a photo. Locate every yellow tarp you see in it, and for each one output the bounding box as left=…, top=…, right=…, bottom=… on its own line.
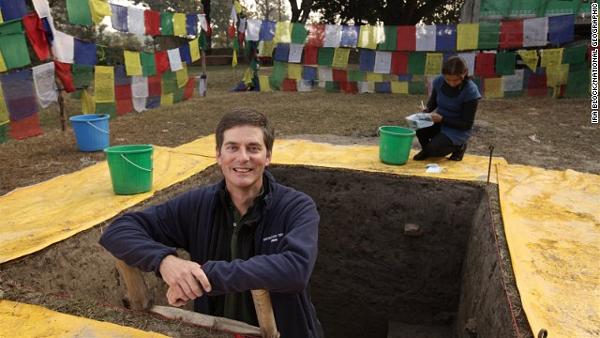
left=0, top=300, right=167, bottom=337
left=497, top=164, right=600, bottom=338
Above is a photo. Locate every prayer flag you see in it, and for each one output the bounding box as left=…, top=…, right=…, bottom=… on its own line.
left=302, top=66, right=317, bottom=81
left=366, top=72, right=383, bottom=82
left=0, top=69, right=37, bottom=120
left=396, top=26, right=416, bottom=51
left=147, top=74, right=161, bottom=96
left=348, top=70, right=364, bottom=82
left=115, top=84, right=132, bottom=115
left=325, top=81, right=340, bottom=93
left=179, top=43, right=192, bottom=64
left=495, top=51, right=516, bottom=76
left=358, top=81, right=374, bottom=93
left=318, top=66, right=333, bottom=82
left=415, top=25, right=436, bottom=51
left=186, top=14, right=198, bottom=36
left=475, top=52, right=496, bottom=78
left=32, top=0, right=51, bottom=18
left=161, top=71, right=177, bottom=94
left=281, top=78, right=296, bottom=91
left=502, top=69, right=524, bottom=92
left=145, top=96, right=160, bottom=109
left=258, top=75, right=271, bottom=92
left=562, top=44, right=587, bottom=64
left=128, top=7, right=145, bottom=36
left=340, top=26, right=359, bottom=48
left=408, top=52, right=426, bottom=75
left=332, top=48, right=350, bottom=69
left=74, top=39, right=96, bottom=65
left=306, top=24, right=324, bottom=47
left=144, top=10, right=160, bottom=36
left=540, top=48, right=563, bottom=68
left=94, top=65, right=115, bottom=103
left=189, top=38, right=200, bottom=62
left=358, top=24, right=377, bottom=50
left=374, top=51, right=392, bottom=74
left=458, top=52, right=477, bottom=76
left=32, top=62, right=57, bottom=108
left=0, top=20, right=31, bottom=68
left=89, top=0, right=111, bottom=24
left=517, top=49, right=539, bottom=71
left=110, top=4, right=128, bottom=32
left=288, top=63, right=302, bottom=80
left=332, top=68, right=347, bottom=82
left=408, top=80, right=426, bottom=94
left=391, top=52, right=409, bottom=75
left=141, top=51, right=157, bottom=76
left=95, top=102, right=116, bottom=117
left=173, top=13, right=186, bottom=36
left=359, top=49, right=375, bottom=72
left=297, top=79, right=313, bottom=92
left=67, top=0, right=92, bottom=25
left=303, top=46, right=318, bottom=65
left=548, top=15, right=574, bottom=45
left=435, top=25, right=456, bottom=51
left=55, top=61, right=76, bottom=92
left=274, top=21, right=291, bottom=43
left=155, top=50, right=169, bottom=74
left=478, top=21, right=500, bottom=50
left=499, top=20, right=523, bottom=49
left=378, top=25, right=397, bottom=51
left=546, top=64, right=569, bottom=87
left=161, top=12, right=174, bottom=35
left=167, top=48, right=183, bottom=71
left=259, top=20, right=276, bottom=41
left=176, top=65, right=188, bottom=88
left=391, top=81, right=408, bottom=94
left=424, top=53, right=443, bottom=75
left=258, top=40, right=274, bottom=57
left=246, top=19, right=261, bottom=41
left=131, top=75, right=149, bottom=98
left=565, top=66, right=589, bottom=97
left=288, top=43, right=303, bottom=63
left=527, top=72, right=547, bottom=96
left=273, top=43, right=290, bottom=62
left=198, top=14, right=208, bottom=32
left=456, top=23, right=478, bottom=51
left=23, top=13, right=50, bottom=61
left=124, top=50, right=143, bottom=76
left=291, top=22, right=307, bottom=44
left=523, top=17, right=548, bottom=47
left=373, top=82, right=390, bottom=93
left=51, top=30, right=74, bottom=64
left=0, top=86, right=7, bottom=123
left=484, top=77, right=503, bottom=98
left=114, top=64, right=130, bottom=85
left=317, top=48, right=334, bottom=66
left=9, top=112, right=42, bottom=139
left=324, top=24, right=342, bottom=48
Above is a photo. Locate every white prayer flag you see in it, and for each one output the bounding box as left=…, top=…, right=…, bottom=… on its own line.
left=51, top=30, right=74, bottom=63
left=167, top=48, right=183, bottom=71
left=198, top=14, right=208, bottom=32
left=230, top=5, right=238, bottom=24
left=32, top=62, right=58, bottom=108
left=502, top=69, right=524, bottom=92
left=523, top=17, right=548, bottom=47
left=358, top=81, right=374, bottom=93
left=415, top=25, right=436, bottom=51
left=374, top=51, right=392, bottom=74
left=458, top=52, right=477, bottom=76
left=324, top=24, right=342, bottom=48
left=297, top=80, right=313, bottom=92
left=32, top=0, right=51, bottom=18
left=238, top=18, right=246, bottom=33
left=132, top=97, right=147, bottom=112
left=318, top=66, right=333, bottom=82
left=288, top=43, right=304, bottom=63
left=246, top=19, right=261, bottom=41
left=198, top=76, right=207, bottom=96
left=131, top=76, right=149, bottom=98
left=128, top=7, right=146, bottom=36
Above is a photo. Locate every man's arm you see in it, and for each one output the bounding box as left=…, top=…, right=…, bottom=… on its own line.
left=202, top=194, right=319, bottom=294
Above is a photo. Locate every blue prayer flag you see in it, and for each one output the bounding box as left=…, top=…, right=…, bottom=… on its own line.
left=273, top=43, right=290, bottom=62
left=548, top=15, right=574, bottom=45
left=359, top=49, right=375, bottom=72
left=186, top=14, right=198, bottom=36
left=74, top=39, right=97, bottom=65
left=259, top=20, right=276, bottom=41
left=375, top=82, right=392, bottom=93
left=302, top=66, right=317, bottom=80
left=340, top=26, right=359, bottom=48
left=436, top=25, right=457, bottom=51
left=110, top=4, right=128, bottom=32
left=146, top=96, right=161, bottom=109
left=0, top=69, right=37, bottom=120
left=179, top=43, right=192, bottom=64
left=114, top=65, right=131, bottom=86
left=0, top=0, right=28, bottom=21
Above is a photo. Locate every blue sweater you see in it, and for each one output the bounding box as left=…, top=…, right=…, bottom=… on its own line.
left=99, top=171, right=323, bottom=337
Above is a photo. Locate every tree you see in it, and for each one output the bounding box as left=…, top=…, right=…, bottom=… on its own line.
left=310, top=0, right=465, bottom=25
left=289, top=0, right=314, bottom=22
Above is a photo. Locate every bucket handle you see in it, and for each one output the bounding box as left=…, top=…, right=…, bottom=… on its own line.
left=86, top=121, right=109, bottom=134
left=120, top=154, right=152, bottom=172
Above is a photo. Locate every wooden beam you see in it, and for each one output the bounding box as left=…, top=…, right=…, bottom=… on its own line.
left=114, top=259, right=152, bottom=311
left=251, top=289, right=280, bottom=338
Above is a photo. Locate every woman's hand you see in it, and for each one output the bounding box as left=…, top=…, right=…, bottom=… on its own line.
left=431, top=112, right=443, bottom=123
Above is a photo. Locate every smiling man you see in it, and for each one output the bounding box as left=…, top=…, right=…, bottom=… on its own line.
left=100, top=108, right=323, bottom=337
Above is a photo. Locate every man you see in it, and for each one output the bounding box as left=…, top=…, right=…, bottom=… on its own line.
left=100, top=108, right=323, bottom=337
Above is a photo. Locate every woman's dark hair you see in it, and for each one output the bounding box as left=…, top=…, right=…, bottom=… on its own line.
left=442, top=56, right=469, bottom=77
left=215, top=108, right=275, bottom=154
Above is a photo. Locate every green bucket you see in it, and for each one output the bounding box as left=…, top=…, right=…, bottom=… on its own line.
left=378, top=126, right=415, bottom=165
left=104, top=144, right=153, bottom=195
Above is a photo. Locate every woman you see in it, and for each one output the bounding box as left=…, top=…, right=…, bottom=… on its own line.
left=413, top=56, right=481, bottom=161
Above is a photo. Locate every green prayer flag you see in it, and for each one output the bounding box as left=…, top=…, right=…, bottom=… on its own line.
left=0, top=122, right=8, bottom=143
left=325, top=81, right=340, bottom=92
left=0, top=21, right=31, bottom=69
left=269, top=61, right=287, bottom=90
left=377, top=26, right=397, bottom=51
left=504, top=90, right=523, bottom=98
left=73, top=64, right=94, bottom=88
left=348, top=70, right=365, bottom=82
left=317, top=48, right=334, bottom=66
left=496, top=52, right=516, bottom=76
left=173, top=87, right=184, bottom=103
left=233, top=38, right=239, bottom=52
left=141, top=52, right=157, bottom=77
left=408, top=80, right=425, bottom=95
left=199, top=33, right=207, bottom=50
left=161, top=12, right=174, bottom=36
left=71, top=89, right=83, bottom=99
left=161, top=71, right=177, bottom=94
left=562, top=45, right=587, bottom=64
left=66, top=0, right=93, bottom=25
left=408, top=52, right=426, bottom=75
left=478, top=21, right=500, bottom=50
left=96, top=102, right=116, bottom=117
left=565, top=67, right=590, bottom=98
left=291, top=23, right=308, bottom=44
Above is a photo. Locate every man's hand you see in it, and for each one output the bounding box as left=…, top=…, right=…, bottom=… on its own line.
left=159, top=255, right=212, bottom=307
left=431, top=112, right=443, bottom=123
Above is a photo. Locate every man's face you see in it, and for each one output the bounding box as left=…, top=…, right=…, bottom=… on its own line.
left=217, top=125, right=271, bottom=193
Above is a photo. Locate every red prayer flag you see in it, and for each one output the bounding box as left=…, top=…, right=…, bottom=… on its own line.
left=23, top=13, right=50, bottom=61
left=116, top=99, right=132, bottom=116
left=10, top=112, right=42, bottom=140
left=396, top=26, right=416, bottom=51
left=527, top=73, right=547, bottom=96
left=148, top=74, right=162, bottom=96
left=340, top=81, right=358, bottom=94
left=332, top=69, right=347, bottom=82
left=54, top=61, right=76, bottom=92
left=115, top=84, right=132, bottom=100
left=144, top=10, right=161, bottom=36
left=183, top=77, right=195, bottom=100
left=282, top=78, right=297, bottom=91
left=154, top=51, right=169, bottom=74
left=227, top=24, right=236, bottom=39
left=499, top=20, right=523, bottom=49
left=475, top=52, right=496, bottom=78
left=306, top=24, right=324, bottom=47
left=303, top=46, right=318, bottom=65
left=391, top=52, right=409, bottom=74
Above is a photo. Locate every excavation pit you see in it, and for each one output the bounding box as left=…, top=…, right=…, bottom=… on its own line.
left=0, top=165, right=530, bottom=337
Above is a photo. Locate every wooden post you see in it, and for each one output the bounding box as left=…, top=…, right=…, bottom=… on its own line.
left=55, top=77, right=66, bottom=132
left=114, top=259, right=153, bottom=311
left=251, top=289, right=280, bottom=338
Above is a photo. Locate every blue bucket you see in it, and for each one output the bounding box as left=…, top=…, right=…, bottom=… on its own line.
left=69, top=114, right=110, bottom=152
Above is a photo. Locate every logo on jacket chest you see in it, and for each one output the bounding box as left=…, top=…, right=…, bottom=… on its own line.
left=262, top=233, right=284, bottom=243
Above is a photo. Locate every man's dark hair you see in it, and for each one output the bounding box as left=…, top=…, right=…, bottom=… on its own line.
left=215, top=108, right=275, bottom=154
left=442, top=56, right=469, bottom=77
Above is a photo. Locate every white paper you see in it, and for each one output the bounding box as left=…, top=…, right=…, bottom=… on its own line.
left=415, top=25, right=436, bottom=51
left=405, top=112, right=434, bottom=130
left=128, top=7, right=146, bottom=36
left=32, top=62, right=58, bottom=108
left=425, top=163, right=443, bottom=174
left=51, top=30, right=74, bottom=63
left=167, top=48, right=183, bottom=71
left=374, top=51, right=392, bottom=74
left=288, top=43, right=304, bottom=63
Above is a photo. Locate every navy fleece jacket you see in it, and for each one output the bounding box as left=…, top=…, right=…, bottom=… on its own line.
left=99, top=171, right=323, bottom=338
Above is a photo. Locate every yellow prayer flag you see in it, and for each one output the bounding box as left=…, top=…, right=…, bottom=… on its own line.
left=274, top=21, right=292, bottom=44
left=0, top=51, right=7, bottom=73
left=366, top=72, right=383, bottom=82
left=358, top=25, right=377, bottom=50
left=288, top=64, right=302, bottom=80
left=161, top=93, right=174, bottom=106
left=517, top=50, right=539, bottom=71
left=457, top=23, right=479, bottom=51
left=546, top=64, right=569, bottom=87
left=332, top=48, right=350, bottom=69
left=0, top=86, right=8, bottom=122
left=173, top=13, right=187, bottom=37
left=258, top=75, right=271, bottom=92
left=425, top=53, right=443, bottom=75
left=189, top=38, right=200, bottom=62
left=94, top=66, right=115, bottom=103
left=242, top=67, right=253, bottom=84
left=0, top=11, right=4, bottom=24
left=176, top=65, right=188, bottom=88
left=391, top=81, right=409, bottom=94
left=234, top=1, right=242, bottom=14
left=540, top=48, right=563, bottom=68
left=232, top=49, right=238, bottom=67
left=123, top=51, right=142, bottom=76
left=484, top=77, right=503, bottom=98
left=89, top=0, right=111, bottom=24
left=81, top=89, right=95, bottom=114
left=259, top=41, right=274, bottom=57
